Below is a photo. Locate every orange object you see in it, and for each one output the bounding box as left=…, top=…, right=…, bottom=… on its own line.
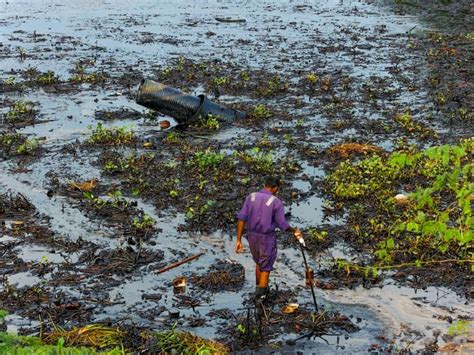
left=160, top=120, right=171, bottom=129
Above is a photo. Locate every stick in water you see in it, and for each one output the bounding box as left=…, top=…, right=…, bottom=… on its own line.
left=154, top=252, right=205, bottom=274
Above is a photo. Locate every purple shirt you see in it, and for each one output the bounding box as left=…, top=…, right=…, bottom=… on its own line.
left=237, top=189, right=290, bottom=236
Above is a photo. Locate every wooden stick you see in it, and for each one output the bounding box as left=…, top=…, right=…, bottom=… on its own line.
left=154, top=252, right=205, bottom=274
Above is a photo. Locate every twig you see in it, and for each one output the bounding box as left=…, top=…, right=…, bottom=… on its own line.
left=155, top=252, right=205, bottom=274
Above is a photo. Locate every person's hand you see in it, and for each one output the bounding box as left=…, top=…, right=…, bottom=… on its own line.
left=235, top=240, right=244, bottom=253
left=294, top=229, right=306, bottom=247
left=294, top=228, right=303, bottom=239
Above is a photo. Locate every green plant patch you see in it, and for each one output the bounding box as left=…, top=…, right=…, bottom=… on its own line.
left=326, top=138, right=474, bottom=278
left=0, top=133, right=40, bottom=157
left=0, top=332, right=122, bottom=355
left=5, top=101, right=37, bottom=123
left=86, top=123, right=136, bottom=146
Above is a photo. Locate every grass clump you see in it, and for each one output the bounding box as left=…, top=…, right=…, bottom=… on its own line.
left=86, top=123, right=135, bottom=146
left=0, top=332, right=122, bottom=354
left=146, top=327, right=228, bottom=354
left=44, top=324, right=124, bottom=350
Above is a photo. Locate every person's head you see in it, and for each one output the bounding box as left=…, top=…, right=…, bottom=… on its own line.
left=264, top=176, right=281, bottom=195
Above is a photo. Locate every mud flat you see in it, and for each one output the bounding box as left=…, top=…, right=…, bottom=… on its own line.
left=0, top=0, right=472, bottom=353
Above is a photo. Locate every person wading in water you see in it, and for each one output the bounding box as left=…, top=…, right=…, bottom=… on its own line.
left=235, top=176, right=304, bottom=313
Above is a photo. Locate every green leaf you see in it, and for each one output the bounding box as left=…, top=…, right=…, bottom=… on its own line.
left=0, top=309, right=8, bottom=320
left=206, top=200, right=217, bottom=206
left=407, top=222, right=419, bottom=233
left=375, top=249, right=387, bottom=260
left=438, top=212, right=450, bottom=224
left=438, top=243, right=449, bottom=254
left=386, top=238, right=395, bottom=249
left=372, top=267, right=378, bottom=278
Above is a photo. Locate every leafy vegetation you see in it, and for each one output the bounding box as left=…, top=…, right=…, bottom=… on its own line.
left=191, top=148, right=226, bottom=170
left=86, top=123, right=135, bottom=146
left=447, top=320, right=473, bottom=337
left=5, top=101, right=36, bottom=123
left=251, top=104, right=272, bottom=120
left=103, top=152, right=154, bottom=175
left=256, top=74, right=288, bottom=97
left=35, top=71, right=58, bottom=85
left=16, top=138, right=39, bottom=155
left=235, top=147, right=274, bottom=174
left=393, top=111, right=437, bottom=139
left=147, top=326, right=228, bottom=354
left=0, top=323, right=227, bottom=354
left=327, top=139, right=474, bottom=277
left=0, top=133, right=39, bottom=156
left=199, top=114, right=220, bottom=130
left=163, top=131, right=180, bottom=144
left=132, top=213, right=156, bottom=230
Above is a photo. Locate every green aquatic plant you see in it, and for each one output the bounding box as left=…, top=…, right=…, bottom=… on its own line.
left=235, top=147, right=274, bottom=174
left=5, top=101, right=36, bottom=123
left=307, top=228, right=328, bottom=242
left=103, top=153, right=154, bottom=175
left=191, top=148, right=225, bottom=170
left=35, top=70, right=58, bottom=85
left=240, top=71, right=250, bottom=81
left=147, top=325, right=228, bottom=354
left=447, top=320, right=473, bottom=337
left=16, top=138, right=39, bottom=155
left=107, top=190, right=129, bottom=210
left=4, top=76, right=16, bottom=85
left=17, top=47, right=26, bottom=60
left=327, top=138, right=474, bottom=276
left=132, top=213, right=155, bottom=230
left=251, top=104, right=272, bottom=120
left=163, top=131, right=180, bottom=144
left=393, top=110, right=437, bottom=139
left=199, top=114, right=220, bottom=130
left=257, top=74, right=287, bottom=97
left=213, top=76, right=230, bottom=86
left=70, top=72, right=106, bottom=84
left=83, top=192, right=107, bottom=210
left=86, top=123, right=135, bottom=146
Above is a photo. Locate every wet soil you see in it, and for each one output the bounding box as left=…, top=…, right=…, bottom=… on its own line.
left=0, top=0, right=472, bottom=352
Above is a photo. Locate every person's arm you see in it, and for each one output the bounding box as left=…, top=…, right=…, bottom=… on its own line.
left=236, top=219, right=245, bottom=253
left=235, top=196, right=250, bottom=253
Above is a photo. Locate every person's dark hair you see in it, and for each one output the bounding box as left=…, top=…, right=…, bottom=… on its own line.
left=264, top=176, right=281, bottom=188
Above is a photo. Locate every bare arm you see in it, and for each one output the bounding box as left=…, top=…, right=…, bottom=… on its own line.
left=236, top=219, right=246, bottom=253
